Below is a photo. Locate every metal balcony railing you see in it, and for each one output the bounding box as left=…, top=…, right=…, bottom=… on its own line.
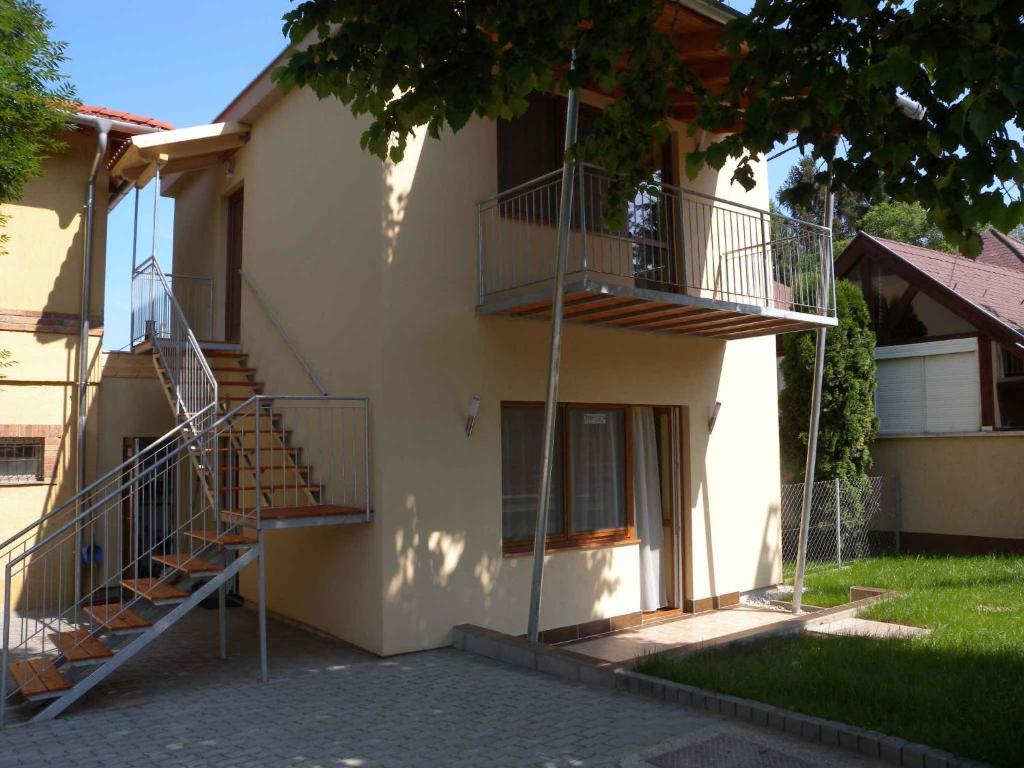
left=476, top=163, right=836, bottom=320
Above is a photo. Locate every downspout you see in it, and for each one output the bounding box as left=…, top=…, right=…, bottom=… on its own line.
left=74, top=116, right=111, bottom=602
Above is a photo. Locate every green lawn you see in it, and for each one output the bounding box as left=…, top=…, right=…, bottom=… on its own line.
left=635, top=555, right=1024, bottom=766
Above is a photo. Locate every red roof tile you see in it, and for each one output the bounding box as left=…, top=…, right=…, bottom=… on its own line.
left=869, top=235, right=1024, bottom=332
left=976, top=227, right=1024, bottom=273
left=77, top=105, right=174, bottom=131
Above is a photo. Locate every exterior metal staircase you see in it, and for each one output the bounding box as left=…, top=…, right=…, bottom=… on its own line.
left=0, top=258, right=369, bottom=724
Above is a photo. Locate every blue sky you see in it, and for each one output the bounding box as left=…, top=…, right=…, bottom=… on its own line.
left=43, top=0, right=792, bottom=349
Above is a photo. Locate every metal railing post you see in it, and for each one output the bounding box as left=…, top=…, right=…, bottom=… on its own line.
left=835, top=476, right=842, bottom=568
left=255, top=400, right=268, bottom=681
left=760, top=211, right=772, bottom=308
left=527, top=52, right=579, bottom=644
left=578, top=163, right=587, bottom=276
left=1, top=563, right=11, bottom=727
left=364, top=399, right=371, bottom=522
left=678, top=190, right=689, bottom=290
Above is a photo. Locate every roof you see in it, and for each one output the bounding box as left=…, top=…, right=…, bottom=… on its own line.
left=977, top=227, right=1024, bottom=273
left=869, top=235, right=1024, bottom=330
left=77, top=105, right=174, bottom=131
left=835, top=233, right=1024, bottom=351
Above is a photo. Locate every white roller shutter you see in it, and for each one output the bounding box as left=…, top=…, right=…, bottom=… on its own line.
left=924, top=351, right=981, bottom=432
left=875, top=338, right=980, bottom=435
left=876, top=356, right=925, bottom=434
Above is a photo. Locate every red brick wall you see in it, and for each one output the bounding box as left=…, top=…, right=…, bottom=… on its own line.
left=0, top=424, right=62, bottom=483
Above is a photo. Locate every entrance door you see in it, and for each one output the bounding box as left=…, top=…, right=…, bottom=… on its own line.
left=121, top=438, right=176, bottom=580
left=654, top=407, right=683, bottom=609
left=225, top=188, right=244, bottom=342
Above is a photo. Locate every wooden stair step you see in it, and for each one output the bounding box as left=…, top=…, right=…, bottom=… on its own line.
left=185, top=530, right=257, bottom=548
left=84, top=603, right=152, bottom=633
left=210, top=366, right=257, bottom=374
left=7, top=658, right=70, bottom=700
left=224, top=504, right=366, bottom=521
left=49, top=629, right=114, bottom=664
left=151, top=553, right=224, bottom=575
left=121, top=578, right=190, bottom=605
left=219, top=463, right=310, bottom=473
left=220, top=483, right=321, bottom=492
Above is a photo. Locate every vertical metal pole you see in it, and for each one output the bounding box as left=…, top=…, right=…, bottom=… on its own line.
left=1, top=564, right=11, bottom=727
left=835, top=476, right=842, bottom=568
left=255, top=403, right=268, bottom=681
left=131, top=186, right=141, bottom=273
left=527, top=54, right=579, bottom=644
left=257, top=529, right=267, bottom=682
left=792, top=179, right=833, bottom=614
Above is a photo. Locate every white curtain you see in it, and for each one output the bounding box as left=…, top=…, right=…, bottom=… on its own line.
left=633, top=407, right=666, bottom=612
left=568, top=408, right=626, bottom=533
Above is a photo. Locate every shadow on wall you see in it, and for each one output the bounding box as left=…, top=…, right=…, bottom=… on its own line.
left=2, top=128, right=107, bottom=616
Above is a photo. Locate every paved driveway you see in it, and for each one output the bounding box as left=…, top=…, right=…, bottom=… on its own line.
left=0, top=608, right=875, bottom=767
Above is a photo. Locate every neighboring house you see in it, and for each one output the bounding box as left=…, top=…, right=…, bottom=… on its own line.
left=835, top=230, right=1024, bottom=554
left=0, top=105, right=176, bottom=598
left=1, top=1, right=838, bottom=720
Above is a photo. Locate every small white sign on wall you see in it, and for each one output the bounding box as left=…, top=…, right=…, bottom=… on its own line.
left=583, top=413, right=608, bottom=426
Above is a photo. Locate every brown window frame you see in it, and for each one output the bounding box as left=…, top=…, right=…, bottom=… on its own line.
left=501, top=401, right=636, bottom=555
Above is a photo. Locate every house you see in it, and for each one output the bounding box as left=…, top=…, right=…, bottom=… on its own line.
left=0, top=0, right=838, bottom=721
left=835, top=231, right=1024, bottom=554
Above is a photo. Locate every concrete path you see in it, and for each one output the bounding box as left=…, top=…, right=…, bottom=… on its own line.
left=566, top=605, right=792, bottom=663
left=808, top=617, right=931, bottom=639
left=0, top=609, right=878, bottom=767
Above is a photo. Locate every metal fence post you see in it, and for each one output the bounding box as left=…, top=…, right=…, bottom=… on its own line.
left=835, top=477, right=842, bottom=568
left=894, top=477, right=902, bottom=555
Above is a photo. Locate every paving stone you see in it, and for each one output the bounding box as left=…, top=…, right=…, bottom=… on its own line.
left=0, top=611, right=899, bottom=767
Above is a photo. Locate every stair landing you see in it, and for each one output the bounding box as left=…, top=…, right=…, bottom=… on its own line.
left=220, top=504, right=369, bottom=529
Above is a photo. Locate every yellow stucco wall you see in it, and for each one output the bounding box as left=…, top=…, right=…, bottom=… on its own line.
left=873, top=433, right=1024, bottom=541
left=0, top=128, right=108, bottom=599
left=171, top=86, right=782, bottom=655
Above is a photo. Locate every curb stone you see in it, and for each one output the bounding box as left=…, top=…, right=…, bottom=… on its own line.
left=451, top=624, right=990, bottom=768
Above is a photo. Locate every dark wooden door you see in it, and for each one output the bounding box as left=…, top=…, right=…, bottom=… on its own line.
left=225, top=189, right=244, bottom=342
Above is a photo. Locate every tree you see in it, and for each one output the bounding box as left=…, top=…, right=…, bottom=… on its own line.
left=276, top=0, right=1022, bottom=252
left=853, top=200, right=953, bottom=252
left=777, top=155, right=878, bottom=240
left=779, top=281, right=878, bottom=482
left=696, top=0, right=1023, bottom=256
left=0, top=0, right=75, bottom=207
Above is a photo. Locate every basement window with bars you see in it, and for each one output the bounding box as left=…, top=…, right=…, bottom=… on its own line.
left=0, top=438, right=44, bottom=484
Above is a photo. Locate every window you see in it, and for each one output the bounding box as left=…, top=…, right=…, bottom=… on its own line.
left=1001, top=348, right=1024, bottom=379
left=501, top=403, right=632, bottom=551
left=875, top=339, right=981, bottom=434
left=0, top=438, right=44, bottom=484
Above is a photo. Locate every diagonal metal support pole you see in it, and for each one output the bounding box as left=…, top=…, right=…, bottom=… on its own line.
left=792, top=179, right=834, bottom=614
left=527, top=55, right=580, bottom=644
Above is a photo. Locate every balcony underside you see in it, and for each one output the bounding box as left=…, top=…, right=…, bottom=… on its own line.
left=478, top=278, right=837, bottom=340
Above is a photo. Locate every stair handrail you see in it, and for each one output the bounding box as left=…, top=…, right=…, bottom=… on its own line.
left=1, top=395, right=264, bottom=723
left=0, top=413, right=203, bottom=564
left=239, top=268, right=328, bottom=396
left=134, top=256, right=218, bottom=425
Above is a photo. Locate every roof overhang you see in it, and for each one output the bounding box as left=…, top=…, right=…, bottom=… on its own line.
left=835, top=232, right=1024, bottom=358
left=111, top=121, right=250, bottom=189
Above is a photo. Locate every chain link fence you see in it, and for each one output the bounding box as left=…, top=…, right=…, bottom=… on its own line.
left=781, top=476, right=901, bottom=575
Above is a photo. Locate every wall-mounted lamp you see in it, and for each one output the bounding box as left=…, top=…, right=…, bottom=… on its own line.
left=225, top=158, right=235, bottom=182
left=708, top=401, right=722, bottom=433
left=465, top=395, right=481, bottom=437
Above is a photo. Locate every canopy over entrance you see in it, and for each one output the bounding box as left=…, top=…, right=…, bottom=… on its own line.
left=110, top=122, right=250, bottom=188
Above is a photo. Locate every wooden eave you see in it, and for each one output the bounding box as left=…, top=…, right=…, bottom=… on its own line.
left=835, top=232, right=1024, bottom=358
left=111, top=122, right=250, bottom=187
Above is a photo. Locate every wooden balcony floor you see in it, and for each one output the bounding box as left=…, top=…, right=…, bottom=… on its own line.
left=479, top=281, right=834, bottom=340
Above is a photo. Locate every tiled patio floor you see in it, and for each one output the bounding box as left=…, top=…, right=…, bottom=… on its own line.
left=565, top=605, right=794, bottom=663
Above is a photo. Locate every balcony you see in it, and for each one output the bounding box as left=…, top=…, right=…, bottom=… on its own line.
left=476, top=165, right=837, bottom=339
